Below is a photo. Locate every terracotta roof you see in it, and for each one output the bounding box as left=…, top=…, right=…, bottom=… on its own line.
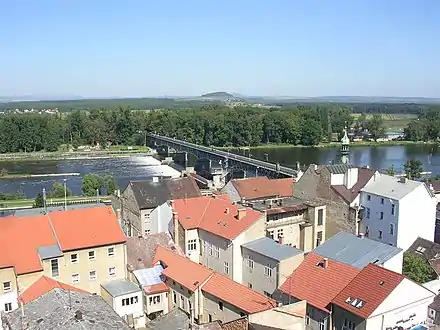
left=0, top=215, right=57, bottom=274
left=143, top=282, right=169, bottom=295
left=18, top=276, right=88, bottom=304
left=203, top=273, right=276, bottom=314
left=153, top=245, right=214, bottom=291
left=221, top=317, right=249, bottom=330
left=173, top=196, right=263, bottom=240
left=231, top=177, right=294, bottom=200
left=49, top=205, right=126, bottom=251
left=279, top=253, right=360, bottom=312
left=332, top=264, right=404, bottom=318
left=331, top=168, right=375, bottom=203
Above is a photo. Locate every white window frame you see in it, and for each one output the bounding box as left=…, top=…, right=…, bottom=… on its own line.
left=89, top=270, right=97, bottom=280
left=108, top=247, right=115, bottom=257
left=4, top=303, right=12, bottom=312
left=208, top=242, right=213, bottom=256
left=108, top=267, right=116, bottom=277
left=51, top=259, right=59, bottom=277
left=70, top=253, right=78, bottom=264
left=3, top=281, right=11, bottom=293
left=224, top=262, right=229, bottom=275
left=213, top=245, right=220, bottom=259
left=366, top=207, right=370, bottom=219
left=72, top=274, right=80, bottom=284
left=188, top=239, right=197, bottom=251
left=264, top=265, right=273, bottom=277
left=88, top=251, right=95, bottom=260
left=246, top=255, right=254, bottom=268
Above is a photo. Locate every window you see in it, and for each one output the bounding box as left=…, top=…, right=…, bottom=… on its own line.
left=180, top=296, right=185, bottom=309
left=70, top=254, right=78, bottom=263
left=88, top=251, right=95, bottom=260
left=122, top=296, right=138, bottom=306
left=248, top=283, right=253, bottom=289
left=305, top=316, right=310, bottom=325
left=108, top=267, right=116, bottom=276
left=50, top=258, right=59, bottom=277
left=209, top=314, right=213, bottom=323
left=316, top=231, right=323, bottom=247
left=199, top=240, right=203, bottom=256
left=317, top=209, right=323, bottom=226
left=277, top=229, right=284, bottom=239
left=108, top=247, right=115, bottom=257
left=246, top=255, right=254, bottom=268
left=391, top=204, right=395, bottom=215
left=130, top=296, right=138, bottom=304
left=264, top=265, right=273, bottom=277
left=381, top=198, right=384, bottom=204
left=145, top=229, right=150, bottom=235
left=319, top=322, right=325, bottom=330
left=3, top=282, right=11, bottom=293
left=390, top=223, right=395, bottom=236
left=89, top=270, right=97, bottom=280
left=149, top=295, right=161, bottom=305
left=213, top=245, right=220, bottom=259
left=188, top=239, right=197, bottom=251
left=268, top=230, right=274, bottom=239
left=366, top=207, right=370, bottom=219
left=218, top=301, right=223, bottom=311
left=367, top=195, right=371, bottom=201
left=344, top=319, right=356, bottom=330
left=173, top=291, right=177, bottom=304
left=365, top=226, right=369, bottom=237
left=4, top=303, right=12, bottom=312
left=380, top=212, right=384, bottom=220
left=416, top=246, right=427, bottom=253
left=208, top=243, right=213, bottom=256
left=379, top=230, right=383, bottom=239
left=224, top=262, right=229, bottom=275
left=72, top=274, right=80, bottom=284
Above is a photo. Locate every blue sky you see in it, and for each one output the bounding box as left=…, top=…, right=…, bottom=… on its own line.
left=1, top=0, right=439, bottom=98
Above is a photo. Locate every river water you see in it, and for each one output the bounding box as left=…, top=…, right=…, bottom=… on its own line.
left=0, top=145, right=437, bottom=198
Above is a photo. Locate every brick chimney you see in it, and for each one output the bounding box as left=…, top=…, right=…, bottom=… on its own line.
left=236, top=208, right=247, bottom=220
left=172, top=212, right=179, bottom=241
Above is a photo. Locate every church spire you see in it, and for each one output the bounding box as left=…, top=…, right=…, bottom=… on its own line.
left=340, top=127, right=350, bottom=164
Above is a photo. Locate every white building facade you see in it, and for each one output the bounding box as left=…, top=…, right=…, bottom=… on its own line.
left=360, top=174, right=437, bottom=250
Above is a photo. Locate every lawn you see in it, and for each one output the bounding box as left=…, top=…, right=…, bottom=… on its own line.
left=351, top=113, right=417, bottom=131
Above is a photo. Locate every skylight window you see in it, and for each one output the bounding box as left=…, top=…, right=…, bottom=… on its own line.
left=416, top=246, right=426, bottom=253
left=345, top=297, right=365, bottom=309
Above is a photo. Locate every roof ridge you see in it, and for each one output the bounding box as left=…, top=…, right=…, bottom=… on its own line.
left=45, top=213, right=62, bottom=252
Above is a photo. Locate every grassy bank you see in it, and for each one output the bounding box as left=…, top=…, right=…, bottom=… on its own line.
left=217, top=140, right=437, bottom=150
left=0, top=148, right=153, bottom=162
left=0, top=195, right=112, bottom=208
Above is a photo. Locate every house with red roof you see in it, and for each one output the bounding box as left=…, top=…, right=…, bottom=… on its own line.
left=0, top=205, right=127, bottom=314
left=276, top=253, right=360, bottom=330
left=332, top=264, right=435, bottom=330
left=168, top=195, right=266, bottom=283
left=152, top=246, right=276, bottom=324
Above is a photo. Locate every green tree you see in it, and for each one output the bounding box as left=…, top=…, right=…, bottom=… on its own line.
left=34, top=192, right=44, bottom=208
left=404, top=159, right=423, bottom=180
left=103, top=175, right=118, bottom=195
left=47, top=182, right=72, bottom=198
left=386, top=165, right=396, bottom=176
left=403, top=252, right=437, bottom=284
left=365, top=114, right=385, bottom=141
left=81, top=174, right=104, bottom=196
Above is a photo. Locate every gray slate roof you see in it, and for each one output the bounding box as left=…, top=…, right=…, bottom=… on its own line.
left=312, top=231, right=402, bottom=269
left=127, top=177, right=201, bottom=210
left=146, top=308, right=190, bottom=330
left=38, top=244, right=63, bottom=260
left=242, top=237, right=303, bottom=262
left=326, top=164, right=353, bottom=174
left=2, top=288, right=131, bottom=329
left=101, top=279, right=140, bottom=297
left=361, top=174, right=426, bottom=200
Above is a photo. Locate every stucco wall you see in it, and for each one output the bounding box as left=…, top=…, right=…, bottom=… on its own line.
left=121, top=185, right=142, bottom=236
left=202, top=291, right=245, bottom=323
left=199, top=230, right=233, bottom=278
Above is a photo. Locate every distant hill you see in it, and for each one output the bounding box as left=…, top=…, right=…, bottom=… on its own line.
left=201, top=92, right=234, bottom=99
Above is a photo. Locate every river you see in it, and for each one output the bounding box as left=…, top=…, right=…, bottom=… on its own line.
left=0, top=145, right=437, bottom=198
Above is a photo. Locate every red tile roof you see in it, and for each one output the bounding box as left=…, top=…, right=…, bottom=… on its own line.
left=0, top=215, right=57, bottom=274
left=143, top=282, right=169, bottom=295
left=172, top=196, right=263, bottom=240
left=203, top=273, right=276, bottom=314
left=49, top=206, right=126, bottom=251
left=0, top=206, right=125, bottom=275
left=231, top=177, right=294, bottom=200
left=18, top=276, right=88, bottom=304
left=332, top=264, right=404, bottom=318
left=279, top=253, right=360, bottom=312
left=153, top=246, right=214, bottom=291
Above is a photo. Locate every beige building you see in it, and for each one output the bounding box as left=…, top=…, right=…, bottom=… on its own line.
left=0, top=206, right=127, bottom=314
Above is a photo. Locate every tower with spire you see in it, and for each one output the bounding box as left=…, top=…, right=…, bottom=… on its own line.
left=340, top=128, right=350, bottom=164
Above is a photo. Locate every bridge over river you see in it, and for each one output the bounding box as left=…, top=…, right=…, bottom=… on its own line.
left=147, top=133, right=299, bottom=178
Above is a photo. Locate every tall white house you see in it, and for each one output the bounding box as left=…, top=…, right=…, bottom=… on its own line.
left=360, top=174, right=437, bottom=250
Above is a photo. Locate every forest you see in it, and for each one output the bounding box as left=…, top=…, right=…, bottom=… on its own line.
left=0, top=104, right=439, bottom=153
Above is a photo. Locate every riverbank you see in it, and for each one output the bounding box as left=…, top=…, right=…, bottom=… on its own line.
left=0, top=172, right=80, bottom=179
left=0, top=149, right=154, bottom=162
left=217, top=140, right=438, bottom=150
left=0, top=195, right=112, bottom=208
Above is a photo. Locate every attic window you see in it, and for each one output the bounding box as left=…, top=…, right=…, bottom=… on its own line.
left=345, top=297, right=365, bottom=309
left=379, top=281, right=385, bottom=286
left=416, top=246, right=426, bottom=253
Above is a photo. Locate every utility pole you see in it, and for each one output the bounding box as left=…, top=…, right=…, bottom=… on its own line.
left=42, top=188, right=47, bottom=213
left=63, top=179, right=67, bottom=211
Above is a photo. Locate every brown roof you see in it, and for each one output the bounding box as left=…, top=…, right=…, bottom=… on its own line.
left=221, top=317, right=249, bottom=330
left=203, top=273, right=276, bottom=314
left=428, top=181, right=440, bottom=193
left=279, top=253, right=360, bottom=312
left=126, top=233, right=183, bottom=270
left=231, top=177, right=294, bottom=200
left=143, top=282, right=169, bottom=295
left=331, top=168, right=375, bottom=203
left=332, top=263, right=404, bottom=318
left=173, top=196, right=263, bottom=240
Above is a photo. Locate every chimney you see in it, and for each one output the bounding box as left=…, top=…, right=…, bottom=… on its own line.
left=399, top=177, right=408, bottom=184
left=236, top=208, right=247, bottom=220
left=173, top=212, right=179, bottom=241
left=374, top=172, right=380, bottom=181
left=225, top=207, right=230, bottom=215
left=152, top=176, right=159, bottom=183
left=323, top=258, right=328, bottom=269
left=358, top=233, right=365, bottom=239
left=241, top=197, right=246, bottom=205
left=115, top=208, right=121, bottom=221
